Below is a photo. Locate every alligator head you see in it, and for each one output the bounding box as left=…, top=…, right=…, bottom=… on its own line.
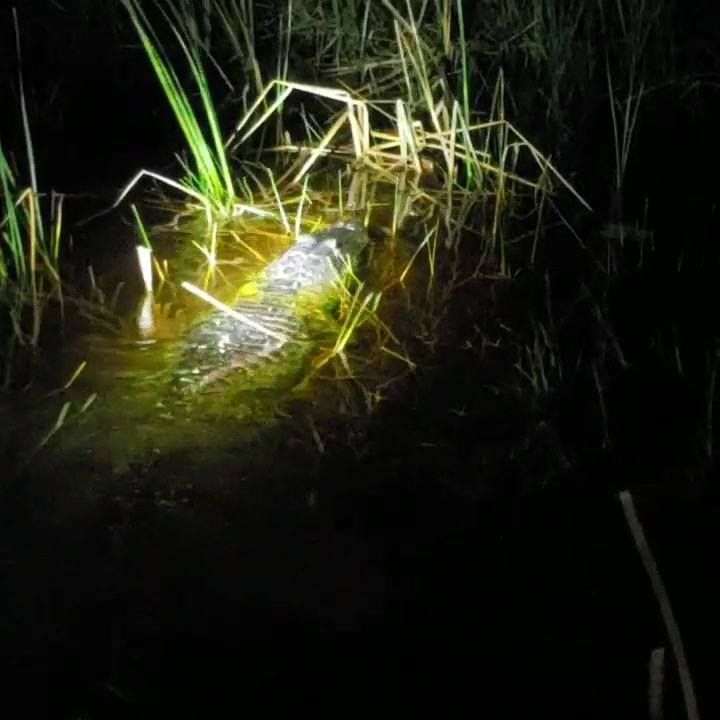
left=264, top=221, right=369, bottom=294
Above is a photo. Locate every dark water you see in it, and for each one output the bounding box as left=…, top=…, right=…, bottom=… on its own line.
left=2, top=461, right=719, bottom=716
left=1, top=206, right=717, bottom=718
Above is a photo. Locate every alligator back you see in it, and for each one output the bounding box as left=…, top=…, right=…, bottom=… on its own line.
left=174, top=221, right=368, bottom=393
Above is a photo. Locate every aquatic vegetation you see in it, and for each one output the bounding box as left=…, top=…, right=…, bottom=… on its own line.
left=116, top=0, right=585, bottom=237
left=0, top=12, right=65, bottom=380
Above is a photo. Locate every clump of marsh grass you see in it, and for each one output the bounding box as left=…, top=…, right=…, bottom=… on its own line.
left=119, top=0, right=239, bottom=219
left=1, top=10, right=65, bottom=383
left=0, top=149, right=64, bottom=340
left=117, top=0, right=588, bottom=235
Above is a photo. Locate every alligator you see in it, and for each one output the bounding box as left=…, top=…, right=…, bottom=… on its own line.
left=173, top=220, right=369, bottom=395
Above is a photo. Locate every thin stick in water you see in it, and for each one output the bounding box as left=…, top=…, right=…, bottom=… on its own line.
left=619, top=490, right=700, bottom=720
left=181, top=281, right=288, bottom=343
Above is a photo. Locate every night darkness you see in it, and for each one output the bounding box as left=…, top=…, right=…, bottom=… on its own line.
left=1, top=1, right=719, bottom=717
